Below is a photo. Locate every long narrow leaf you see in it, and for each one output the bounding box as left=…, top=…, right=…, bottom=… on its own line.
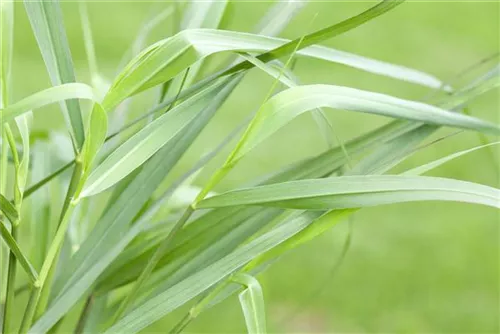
left=24, top=0, right=86, bottom=151
left=229, top=84, right=500, bottom=162
left=404, top=142, right=500, bottom=176
left=0, top=83, right=98, bottom=124
left=197, top=176, right=500, bottom=210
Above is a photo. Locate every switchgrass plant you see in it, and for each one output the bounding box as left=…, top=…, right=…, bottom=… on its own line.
left=0, top=1, right=499, bottom=333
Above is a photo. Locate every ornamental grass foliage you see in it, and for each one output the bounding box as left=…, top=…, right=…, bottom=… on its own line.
left=0, top=1, right=499, bottom=333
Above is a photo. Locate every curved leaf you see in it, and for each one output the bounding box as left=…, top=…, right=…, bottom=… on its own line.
left=0, top=83, right=98, bottom=124
left=104, top=25, right=443, bottom=108
left=232, top=274, right=267, bottom=334
left=403, top=141, right=500, bottom=176
left=196, top=175, right=500, bottom=210
left=230, top=84, right=500, bottom=162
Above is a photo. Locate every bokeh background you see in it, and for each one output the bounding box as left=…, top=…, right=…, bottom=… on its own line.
left=11, top=1, right=499, bottom=333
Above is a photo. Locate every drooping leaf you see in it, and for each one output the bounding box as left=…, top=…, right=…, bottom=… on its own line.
left=197, top=175, right=500, bottom=210
left=228, top=84, right=500, bottom=163
left=24, top=0, right=86, bottom=151
left=103, top=1, right=440, bottom=110
left=232, top=274, right=267, bottom=334
left=0, top=83, right=98, bottom=124
left=240, top=52, right=340, bottom=150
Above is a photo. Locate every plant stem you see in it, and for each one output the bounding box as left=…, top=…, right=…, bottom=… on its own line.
left=19, top=158, right=83, bottom=332
left=2, top=124, right=21, bottom=334
left=169, top=282, right=230, bottom=334
left=18, top=285, right=40, bottom=334
left=2, top=224, right=17, bottom=334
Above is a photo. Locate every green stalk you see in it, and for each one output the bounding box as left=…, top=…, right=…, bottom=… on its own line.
left=3, top=224, right=18, bottom=334
left=169, top=282, right=229, bottom=334
left=19, top=158, right=83, bottom=333
left=2, top=124, right=21, bottom=334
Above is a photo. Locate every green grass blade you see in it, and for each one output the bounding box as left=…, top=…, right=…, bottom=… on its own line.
left=24, top=0, right=86, bottom=151
left=229, top=84, right=500, bottom=163
left=0, top=194, right=18, bottom=223
left=197, top=175, right=500, bottom=210
left=0, top=83, right=98, bottom=124
left=0, top=221, right=38, bottom=284
left=403, top=142, right=500, bottom=176
left=232, top=274, right=267, bottom=334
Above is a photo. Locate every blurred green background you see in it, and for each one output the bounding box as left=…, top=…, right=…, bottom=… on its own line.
left=11, top=1, right=499, bottom=333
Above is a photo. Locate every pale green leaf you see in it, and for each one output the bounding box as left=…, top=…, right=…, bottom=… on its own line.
left=197, top=176, right=500, bottom=210
left=24, top=0, right=86, bottom=150
left=232, top=274, right=267, bottom=334
left=0, top=83, right=98, bottom=124
left=104, top=5, right=446, bottom=110
left=403, top=141, right=500, bottom=176
left=229, top=84, right=500, bottom=163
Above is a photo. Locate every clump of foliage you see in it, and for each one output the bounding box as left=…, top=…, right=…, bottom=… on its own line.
left=0, top=1, right=498, bottom=333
